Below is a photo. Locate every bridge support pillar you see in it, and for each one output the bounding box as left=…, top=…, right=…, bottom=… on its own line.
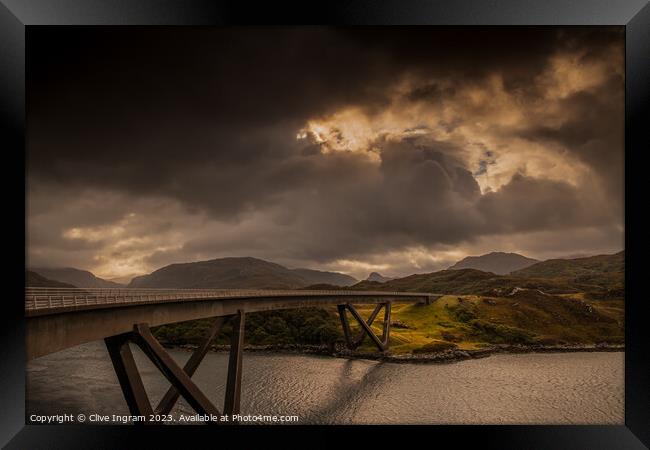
left=337, top=302, right=392, bottom=352
left=104, top=313, right=247, bottom=425
left=155, top=316, right=228, bottom=415
left=105, top=333, right=154, bottom=420
left=381, top=301, right=391, bottom=345
left=130, top=323, right=221, bottom=418
left=224, top=309, right=245, bottom=417
left=337, top=305, right=354, bottom=348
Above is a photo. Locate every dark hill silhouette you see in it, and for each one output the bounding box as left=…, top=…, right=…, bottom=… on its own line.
left=26, top=270, right=76, bottom=288
left=30, top=267, right=122, bottom=288
left=448, top=252, right=538, bottom=275
left=129, top=257, right=357, bottom=289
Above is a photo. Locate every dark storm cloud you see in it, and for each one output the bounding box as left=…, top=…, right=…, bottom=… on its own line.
left=28, top=27, right=621, bottom=182
left=517, top=75, right=624, bottom=199
left=477, top=174, right=610, bottom=234
left=26, top=27, right=624, bottom=278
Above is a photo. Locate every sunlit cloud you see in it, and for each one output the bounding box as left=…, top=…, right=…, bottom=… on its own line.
left=295, top=57, right=600, bottom=194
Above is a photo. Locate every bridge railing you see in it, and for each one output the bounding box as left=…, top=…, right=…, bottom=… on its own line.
left=24, top=287, right=434, bottom=311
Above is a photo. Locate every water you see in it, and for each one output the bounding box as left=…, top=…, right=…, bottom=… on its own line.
left=27, top=342, right=624, bottom=425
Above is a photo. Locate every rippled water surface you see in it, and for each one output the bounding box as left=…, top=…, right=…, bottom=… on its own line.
left=27, top=342, right=623, bottom=424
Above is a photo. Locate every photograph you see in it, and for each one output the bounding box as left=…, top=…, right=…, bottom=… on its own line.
left=23, top=25, right=627, bottom=427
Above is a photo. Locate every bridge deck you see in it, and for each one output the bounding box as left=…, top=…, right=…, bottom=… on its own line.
left=25, top=287, right=435, bottom=316
left=24, top=288, right=441, bottom=360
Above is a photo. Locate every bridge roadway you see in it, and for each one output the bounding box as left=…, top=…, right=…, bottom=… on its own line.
left=25, top=287, right=441, bottom=423
left=25, top=287, right=439, bottom=360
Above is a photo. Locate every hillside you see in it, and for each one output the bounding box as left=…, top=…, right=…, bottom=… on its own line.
left=513, top=251, right=623, bottom=278
left=30, top=267, right=122, bottom=288
left=355, top=269, right=495, bottom=293
left=448, top=252, right=538, bottom=275
left=129, top=257, right=356, bottom=289
left=348, top=290, right=623, bottom=354
left=130, top=257, right=305, bottom=289
left=26, top=270, right=76, bottom=288
left=512, top=251, right=624, bottom=297
left=353, top=268, right=580, bottom=296
left=290, top=268, right=357, bottom=286
left=354, top=250, right=624, bottom=298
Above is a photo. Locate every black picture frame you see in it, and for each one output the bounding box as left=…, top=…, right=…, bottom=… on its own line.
left=2, top=1, right=648, bottom=448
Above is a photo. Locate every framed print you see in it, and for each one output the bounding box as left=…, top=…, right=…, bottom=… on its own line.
left=1, top=0, right=649, bottom=448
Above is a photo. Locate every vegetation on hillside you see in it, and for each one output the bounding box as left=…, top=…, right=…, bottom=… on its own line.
left=154, top=308, right=342, bottom=349
left=512, top=251, right=624, bottom=299
left=512, top=251, right=624, bottom=278
left=347, top=290, right=622, bottom=354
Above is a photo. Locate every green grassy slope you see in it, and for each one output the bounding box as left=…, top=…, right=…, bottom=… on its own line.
left=349, top=290, right=623, bottom=354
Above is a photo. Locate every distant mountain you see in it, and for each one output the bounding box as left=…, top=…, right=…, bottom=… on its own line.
left=448, top=252, right=539, bottom=275
left=26, top=270, right=76, bottom=288
left=30, top=267, right=123, bottom=288
left=290, top=268, right=357, bottom=287
left=129, top=257, right=355, bottom=289
left=366, top=272, right=393, bottom=283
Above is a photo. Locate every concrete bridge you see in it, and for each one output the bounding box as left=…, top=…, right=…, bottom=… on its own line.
left=25, top=287, right=441, bottom=424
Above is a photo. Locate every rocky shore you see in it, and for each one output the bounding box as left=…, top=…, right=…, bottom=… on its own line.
left=170, top=342, right=624, bottom=365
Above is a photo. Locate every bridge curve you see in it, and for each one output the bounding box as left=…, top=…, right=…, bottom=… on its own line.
left=26, top=287, right=444, bottom=421
left=25, top=288, right=440, bottom=360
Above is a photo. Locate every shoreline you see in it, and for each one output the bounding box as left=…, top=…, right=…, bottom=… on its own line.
left=168, top=342, right=624, bottom=365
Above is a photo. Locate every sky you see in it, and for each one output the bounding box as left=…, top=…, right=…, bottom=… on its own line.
left=26, top=27, right=624, bottom=281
